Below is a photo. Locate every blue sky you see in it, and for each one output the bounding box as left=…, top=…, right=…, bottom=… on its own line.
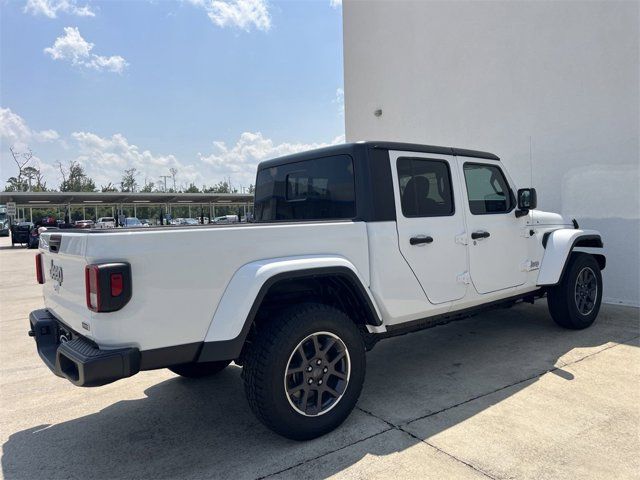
left=0, top=0, right=344, bottom=190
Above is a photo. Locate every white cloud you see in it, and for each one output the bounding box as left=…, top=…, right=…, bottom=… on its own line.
left=24, top=0, right=96, bottom=18
left=197, top=131, right=345, bottom=186
left=1, top=108, right=345, bottom=190
left=0, top=108, right=60, bottom=147
left=0, top=108, right=61, bottom=184
left=188, top=0, right=271, bottom=32
left=44, top=27, right=128, bottom=73
left=71, top=131, right=181, bottom=187
left=34, top=129, right=61, bottom=142
left=329, top=0, right=342, bottom=8
left=334, top=87, right=344, bottom=116
left=69, top=130, right=345, bottom=189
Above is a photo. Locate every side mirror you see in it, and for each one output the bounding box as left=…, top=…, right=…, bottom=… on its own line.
left=516, top=188, right=537, bottom=217
left=518, top=188, right=537, bottom=210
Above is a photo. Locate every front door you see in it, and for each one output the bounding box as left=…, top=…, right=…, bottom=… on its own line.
left=456, top=157, right=528, bottom=294
left=390, top=151, right=468, bottom=304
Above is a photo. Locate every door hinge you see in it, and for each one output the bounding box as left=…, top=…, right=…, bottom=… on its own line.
left=456, top=272, right=471, bottom=284
left=455, top=233, right=468, bottom=245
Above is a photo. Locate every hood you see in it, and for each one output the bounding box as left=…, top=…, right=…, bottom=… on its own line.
left=530, top=210, right=572, bottom=226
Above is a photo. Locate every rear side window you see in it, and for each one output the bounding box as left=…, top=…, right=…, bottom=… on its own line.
left=397, top=158, right=454, bottom=217
left=463, top=163, right=514, bottom=214
left=254, top=155, right=356, bottom=221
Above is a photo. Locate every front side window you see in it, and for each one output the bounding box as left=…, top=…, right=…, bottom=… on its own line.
left=397, top=157, right=454, bottom=217
left=463, top=163, right=513, bottom=214
left=254, top=155, right=356, bottom=221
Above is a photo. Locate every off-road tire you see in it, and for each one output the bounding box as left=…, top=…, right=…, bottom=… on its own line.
left=169, top=360, right=231, bottom=378
left=547, top=253, right=602, bottom=330
left=242, top=302, right=366, bottom=440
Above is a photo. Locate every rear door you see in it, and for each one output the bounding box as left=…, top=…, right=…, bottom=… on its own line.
left=390, top=150, right=468, bottom=304
left=456, top=158, right=528, bottom=293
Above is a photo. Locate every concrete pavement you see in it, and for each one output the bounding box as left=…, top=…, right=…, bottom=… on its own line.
left=1, top=237, right=638, bottom=479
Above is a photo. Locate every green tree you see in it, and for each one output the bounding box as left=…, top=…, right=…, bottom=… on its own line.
left=22, top=166, right=47, bottom=191
left=184, top=183, right=200, bottom=193
left=140, top=180, right=155, bottom=193
left=203, top=180, right=238, bottom=193
left=4, top=176, right=27, bottom=191
left=7, top=146, right=33, bottom=190
left=5, top=146, right=47, bottom=191
left=101, top=183, right=119, bottom=192
left=58, top=161, right=97, bottom=192
left=120, top=168, right=138, bottom=192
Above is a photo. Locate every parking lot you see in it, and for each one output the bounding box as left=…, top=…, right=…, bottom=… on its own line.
left=0, top=236, right=638, bottom=480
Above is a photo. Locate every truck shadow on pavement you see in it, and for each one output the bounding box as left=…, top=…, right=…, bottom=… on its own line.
left=3, top=303, right=638, bottom=480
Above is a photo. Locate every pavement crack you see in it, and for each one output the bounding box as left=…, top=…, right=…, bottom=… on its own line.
left=402, top=373, right=542, bottom=428
left=557, top=334, right=640, bottom=368
left=355, top=405, right=396, bottom=428
left=257, top=427, right=394, bottom=480
left=402, top=428, right=498, bottom=480
left=356, top=406, right=499, bottom=479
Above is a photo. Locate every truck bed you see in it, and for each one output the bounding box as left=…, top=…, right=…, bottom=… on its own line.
left=39, top=220, right=371, bottom=351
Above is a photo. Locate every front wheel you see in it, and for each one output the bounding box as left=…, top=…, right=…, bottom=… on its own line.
left=242, top=303, right=366, bottom=440
left=547, top=253, right=602, bottom=329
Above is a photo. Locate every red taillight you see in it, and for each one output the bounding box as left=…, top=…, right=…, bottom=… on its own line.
left=85, top=263, right=131, bottom=312
left=35, top=254, right=44, bottom=284
left=85, top=265, right=100, bottom=312
left=110, top=273, right=123, bottom=297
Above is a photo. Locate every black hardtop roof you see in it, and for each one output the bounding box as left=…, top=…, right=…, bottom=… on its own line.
left=257, top=141, right=499, bottom=170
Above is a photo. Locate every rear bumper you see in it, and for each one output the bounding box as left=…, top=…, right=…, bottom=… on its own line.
left=29, top=309, right=140, bottom=387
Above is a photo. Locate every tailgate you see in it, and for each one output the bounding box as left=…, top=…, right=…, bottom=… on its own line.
left=39, top=232, right=92, bottom=338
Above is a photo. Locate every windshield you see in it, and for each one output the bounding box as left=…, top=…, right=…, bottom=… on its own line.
left=125, top=218, right=141, bottom=225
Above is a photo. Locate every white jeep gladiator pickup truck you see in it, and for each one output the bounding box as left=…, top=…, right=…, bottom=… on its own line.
left=30, top=141, right=605, bottom=440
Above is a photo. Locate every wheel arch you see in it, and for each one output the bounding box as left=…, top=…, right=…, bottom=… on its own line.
left=537, top=229, right=605, bottom=286
left=198, top=256, right=381, bottom=363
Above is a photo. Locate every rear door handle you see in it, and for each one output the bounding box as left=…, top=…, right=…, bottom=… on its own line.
left=471, top=230, right=490, bottom=239
left=410, top=235, right=434, bottom=245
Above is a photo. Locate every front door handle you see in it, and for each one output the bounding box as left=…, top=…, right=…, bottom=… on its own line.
left=410, top=235, right=434, bottom=245
left=471, top=230, right=490, bottom=240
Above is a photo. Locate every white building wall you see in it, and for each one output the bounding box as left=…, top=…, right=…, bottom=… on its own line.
left=343, top=0, right=639, bottom=305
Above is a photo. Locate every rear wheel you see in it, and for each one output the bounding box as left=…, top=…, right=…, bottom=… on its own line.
left=169, top=360, right=230, bottom=378
left=547, top=253, right=602, bottom=329
left=243, top=303, right=366, bottom=440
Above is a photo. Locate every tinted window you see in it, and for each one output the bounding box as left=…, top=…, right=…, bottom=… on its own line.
left=254, top=155, right=356, bottom=221
left=463, top=163, right=513, bottom=214
left=397, top=158, right=454, bottom=217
